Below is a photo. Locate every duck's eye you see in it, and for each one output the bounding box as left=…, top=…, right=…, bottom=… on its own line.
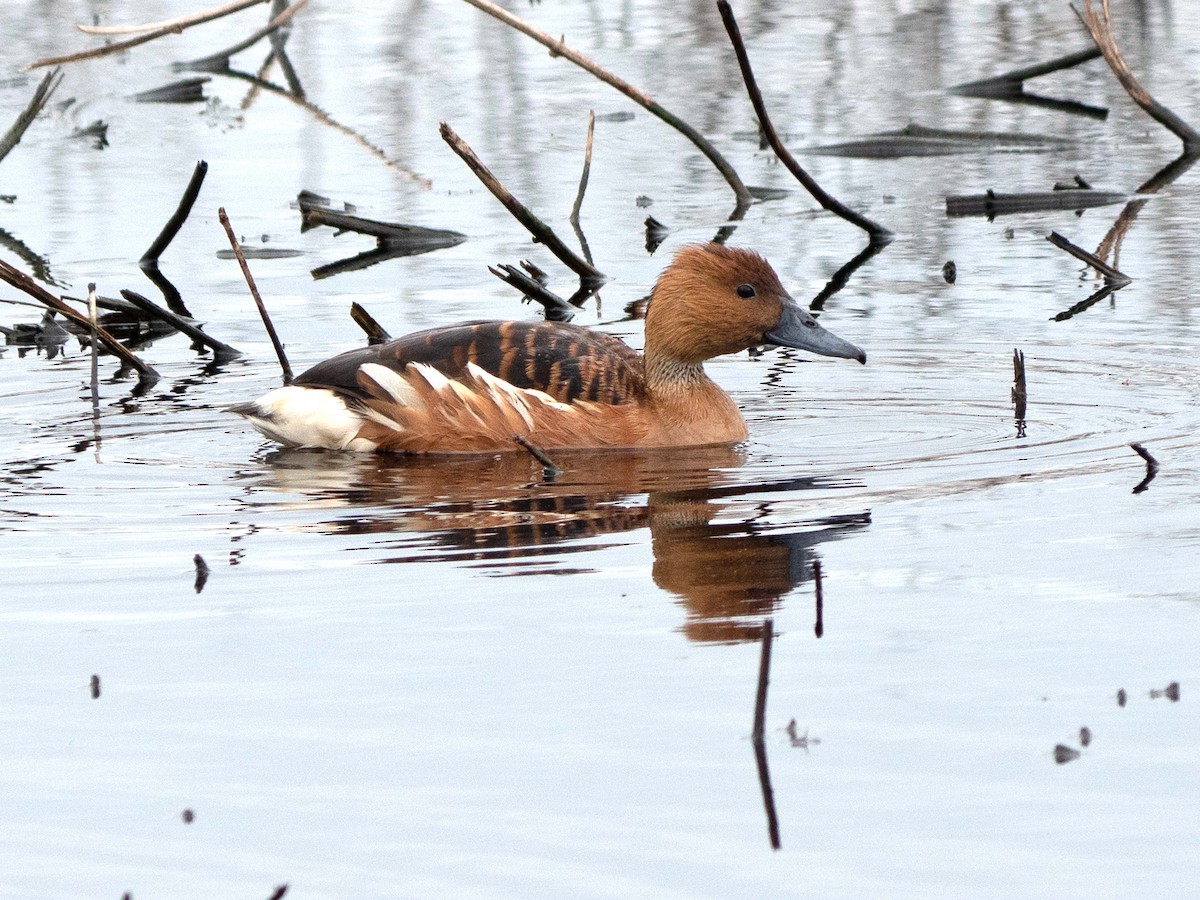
left=735, top=283, right=757, bottom=300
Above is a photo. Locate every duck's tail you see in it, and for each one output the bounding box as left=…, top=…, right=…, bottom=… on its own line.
left=232, top=362, right=636, bottom=453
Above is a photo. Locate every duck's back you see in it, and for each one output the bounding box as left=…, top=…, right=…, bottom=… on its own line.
left=296, top=320, right=646, bottom=406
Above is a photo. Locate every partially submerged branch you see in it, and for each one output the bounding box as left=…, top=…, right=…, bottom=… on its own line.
left=28, top=0, right=304, bottom=71
left=349, top=302, right=392, bottom=345
left=717, top=1, right=892, bottom=245
left=0, top=69, right=63, bottom=165
left=458, top=0, right=752, bottom=213
left=1046, top=231, right=1131, bottom=284
left=1074, top=0, right=1200, bottom=151
left=440, top=122, right=606, bottom=285
left=119, top=289, right=242, bottom=361
left=142, top=161, right=209, bottom=264
left=75, top=0, right=268, bottom=36
left=0, top=261, right=157, bottom=382
left=488, top=263, right=577, bottom=322
left=175, top=0, right=310, bottom=73
left=951, top=47, right=1101, bottom=98
left=219, top=208, right=293, bottom=383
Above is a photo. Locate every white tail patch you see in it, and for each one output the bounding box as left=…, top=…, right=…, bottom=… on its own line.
left=233, top=386, right=375, bottom=450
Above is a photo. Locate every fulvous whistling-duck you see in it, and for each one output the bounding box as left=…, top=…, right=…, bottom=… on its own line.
left=232, top=243, right=865, bottom=453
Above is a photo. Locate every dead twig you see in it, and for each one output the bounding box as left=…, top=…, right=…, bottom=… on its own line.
left=718, top=1, right=891, bottom=245
left=1012, top=348, right=1027, bottom=437
left=349, top=302, right=392, bottom=345
left=813, top=560, right=824, bottom=639
left=0, top=69, right=63, bottom=165
left=1046, top=231, right=1131, bottom=284
left=76, top=0, right=268, bottom=36
left=1130, top=443, right=1159, bottom=495
left=488, top=264, right=576, bottom=322
left=175, top=0, right=310, bottom=73
left=0, top=260, right=157, bottom=383
left=120, top=289, right=242, bottom=361
left=458, top=0, right=752, bottom=213
left=1074, top=0, right=1200, bottom=151
left=142, top=161, right=209, bottom=264
left=513, top=434, right=563, bottom=478
left=27, top=0, right=298, bottom=70
left=570, top=111, right=595, bottom=229
left=440, top=122, right=606, bottom=285
left=752, top=618, right=774, bottom=742
left=570, top=111, right=596, bottom=265
left=219, top=208, right=292, bottom=383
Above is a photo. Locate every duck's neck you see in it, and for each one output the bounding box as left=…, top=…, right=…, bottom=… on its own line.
left=643, top=352, right=748, bottom=445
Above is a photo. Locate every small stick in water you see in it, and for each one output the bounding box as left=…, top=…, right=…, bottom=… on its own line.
left=752, top=618, right=774, bottom=742
left=813, top=560, right=824, bottom=639
left=87, top=283, right=101, bottom=455
left=219, top=207, right=293, bottom=384
left=142, top=161, right=209, bottom=265
left=513, top=435, right=563, bottom=479
left=350, top=302, right=392, bottom=345
left=0, top=68, right=63, bottom=165
left=1130, top=442, right=1159, bottom=494
left=570, top=111, right=596, bottom=264
left=194, top=554, right=210, bottom=594
left=1046, top=231, right=1131, bottom=284
left=1012, top=349, right=1027, bottom=437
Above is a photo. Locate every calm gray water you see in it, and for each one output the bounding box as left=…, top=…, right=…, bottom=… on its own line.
left=2, top=1, right=1198, bottom=897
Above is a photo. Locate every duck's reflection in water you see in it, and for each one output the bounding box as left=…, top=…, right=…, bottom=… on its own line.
left=245, top=447, right=869, bottom=643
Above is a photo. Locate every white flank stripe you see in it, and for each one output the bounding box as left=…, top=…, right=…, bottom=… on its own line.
left=360, top=363, right=422, bottom=409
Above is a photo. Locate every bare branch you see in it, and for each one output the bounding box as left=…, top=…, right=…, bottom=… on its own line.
left=717, top=1, right=891, bottom=244
left=458, top=0, right=752, bottom=212
left=75, top=0, right=268, bottom=36
left=1074, top=0, right=1200, bottom=150
left=0, top=69, right=63, bottom=165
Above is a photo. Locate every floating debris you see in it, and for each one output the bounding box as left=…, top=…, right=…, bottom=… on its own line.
left=69, top=119, right=108, bottom=149
left=1130, top=443, right=1160, bottom=494
left=942, top=260, right=957, bottom=284
left=786, top=719, right=821, bottom=751
left=90, top=674, right=101, bottom=699
left=1150, top=681, right=1181, bottom=702
left=635, top=195, right=654, bottom=208
left=1011, top=349, right=1027, bottom=437
left=1046, top=231, right=1131, bottom=285
left=1054, top=744, right=1081, bottom=765
left=193, top=554, right=210, bottom=594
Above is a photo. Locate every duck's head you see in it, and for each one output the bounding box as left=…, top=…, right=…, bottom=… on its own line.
left=644, top=243, right=866, bottom=366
